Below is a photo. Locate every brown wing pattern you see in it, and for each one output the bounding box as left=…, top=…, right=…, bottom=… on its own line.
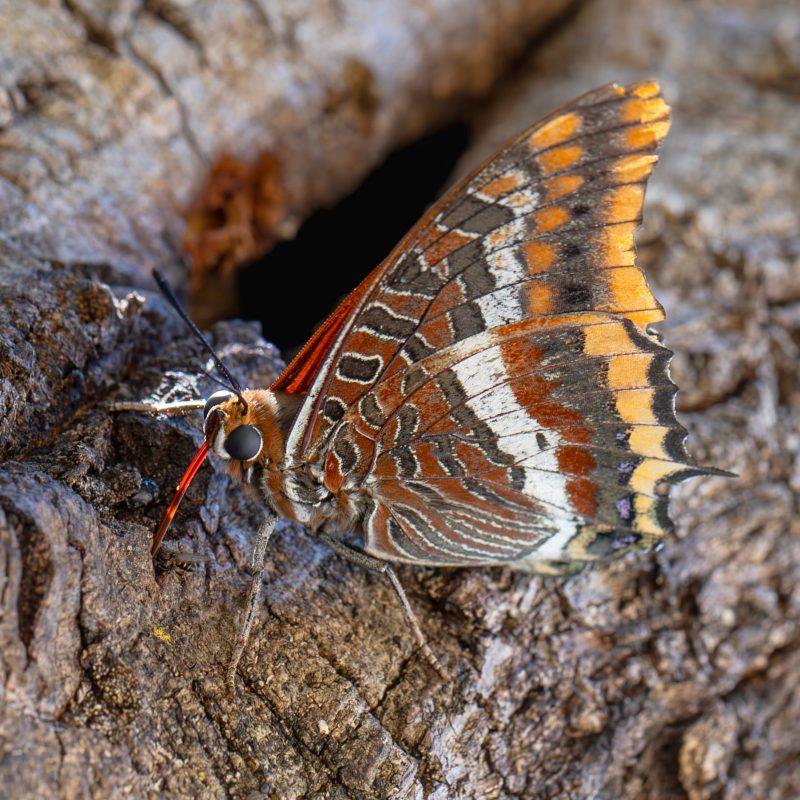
left=283, top=81, right=708, bottom=568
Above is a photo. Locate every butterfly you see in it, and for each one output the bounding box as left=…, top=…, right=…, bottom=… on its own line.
left=150, top=81, right=722, bottom=685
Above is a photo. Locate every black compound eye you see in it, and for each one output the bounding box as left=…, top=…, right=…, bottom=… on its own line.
left=204, top=390, right=234, bottom=419
left=224, top=424, right=262, bottom=461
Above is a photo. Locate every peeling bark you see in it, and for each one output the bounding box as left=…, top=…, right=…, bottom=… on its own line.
left=1, top=0, right=799, bottom=798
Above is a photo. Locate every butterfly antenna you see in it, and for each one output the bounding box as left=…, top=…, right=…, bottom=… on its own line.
left=200, top=368, right=241, bottom=396
left=152, top=270, right=249, bottom=411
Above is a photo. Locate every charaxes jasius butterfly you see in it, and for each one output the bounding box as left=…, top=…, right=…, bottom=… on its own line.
left=150, top=80, right=722, bottom=686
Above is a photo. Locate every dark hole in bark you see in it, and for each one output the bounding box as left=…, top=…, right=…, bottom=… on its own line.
left=238, top=122, right=470, bottom=357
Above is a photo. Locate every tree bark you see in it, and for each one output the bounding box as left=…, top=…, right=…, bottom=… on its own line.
left=2, top=0, right=799, bottom=799
left=0, top=0, right=567, bottom=285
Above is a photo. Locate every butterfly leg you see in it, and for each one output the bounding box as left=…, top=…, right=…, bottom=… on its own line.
left=227, top=513, right=276, bottom=689
left=317, top=533, right=447, bottom=679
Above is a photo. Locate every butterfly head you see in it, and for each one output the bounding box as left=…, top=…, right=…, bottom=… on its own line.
left=149, top=270, right=303, bottom=556
left=203, top=389, right=264, bottom=463
left=200, top=388, right=302, bottom=472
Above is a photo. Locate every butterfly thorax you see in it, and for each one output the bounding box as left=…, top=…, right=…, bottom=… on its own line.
left=207, top=389, right=366, bottom=534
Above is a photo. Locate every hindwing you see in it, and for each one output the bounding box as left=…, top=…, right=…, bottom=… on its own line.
left=273, top=81, right=713, bottom=567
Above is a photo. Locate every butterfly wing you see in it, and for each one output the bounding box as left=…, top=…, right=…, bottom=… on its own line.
left=275, top=81, right=702, bottom=567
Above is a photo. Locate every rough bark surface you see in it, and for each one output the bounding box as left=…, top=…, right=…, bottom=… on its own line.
left=1, top=1, right=798, bottom=799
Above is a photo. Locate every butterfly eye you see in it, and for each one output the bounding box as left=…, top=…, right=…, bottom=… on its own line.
left=204, top=390, right=234, bottom=419
left=224, top=424, right=262, bottom=461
